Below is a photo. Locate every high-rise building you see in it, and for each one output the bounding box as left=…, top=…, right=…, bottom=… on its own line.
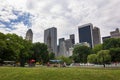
left=44, top=27, right=57, bottom=55
left=59, top=38, right=65, bottom=45
left=78, top=23, right=94, bottom=48
left=70, top=34, right=75, bottom=45
left=93, top=27, right=101, bottom=46
left=110, top=28, right=120, bottom=38
left=58, top=38, right=73, bottom=57
left=58, top=34, right=74, bottom=57
left=25, top=29, right=33, bottom=42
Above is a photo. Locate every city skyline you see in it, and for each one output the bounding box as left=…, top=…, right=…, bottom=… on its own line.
left=0, top=0, right=120, bottom=43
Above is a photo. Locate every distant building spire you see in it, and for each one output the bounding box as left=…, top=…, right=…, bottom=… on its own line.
left=25, top=29, right=33, bottom=42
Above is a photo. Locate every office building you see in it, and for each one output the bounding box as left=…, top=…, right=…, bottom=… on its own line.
left=93, top=27, right=101, bottom=46
left=58, top=34, right=74, bottom=57
left=44, top=27, right=57, bottom=55
left=25, top=29, right=33, bottom=42
left=78, top=23, right=94, bottom=48
left=70, top=34, right=75, bottom=45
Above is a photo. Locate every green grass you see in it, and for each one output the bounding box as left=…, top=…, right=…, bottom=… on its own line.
left=0, top=67, right=120, bottom=80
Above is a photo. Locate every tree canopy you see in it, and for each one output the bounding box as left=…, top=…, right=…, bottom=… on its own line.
left=0, top=32, right=49, bottom=66
left=97, top=50, right=111, bottom=67
left=73, top=45, right=93, bottom=63
left=103, top=38, right=120, bottom=50
left=87, top=54, right=97, bottom=64
left=32, top=42, right=49, bottom=64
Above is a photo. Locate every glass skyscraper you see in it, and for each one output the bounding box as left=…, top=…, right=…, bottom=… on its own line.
left=78, top=23, right=94, bottom=48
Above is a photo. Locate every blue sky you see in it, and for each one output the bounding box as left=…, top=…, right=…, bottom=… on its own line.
left=0, top=0, right=120, bottom=43
left=0, top=9, right=33, bottom=30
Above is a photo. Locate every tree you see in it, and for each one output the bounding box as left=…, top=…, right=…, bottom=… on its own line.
left=0, top=33, right=33, bottom=67
left=93, top=44, right=103, bottom=54
left=0, top=40, right=7, bottom=64
left=49, top=52, right=55, bottom=60
left=0, top=32, right=6, bottom=63
left=87, top=54, right=97, bottom=64
left=97, top=50, right=111, bottom=67
left=73, top=45, right=93, bottom=63
left=0, top=32, right=34, bottom=67
left=19, top=40, right=33, bottom=67
left=32, top=42, right=49, bottom=64
left=57, top=56, right=72, bottom=65
left=109, top=48, right=120, bottom=62
left=103, top=38, right=120, bottom=50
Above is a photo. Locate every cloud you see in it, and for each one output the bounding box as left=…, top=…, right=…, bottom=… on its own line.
left=0, top=0, right=120, bottom=43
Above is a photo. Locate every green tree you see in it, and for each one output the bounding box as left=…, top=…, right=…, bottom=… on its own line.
left=73, top=45, right=93, bottom=63
left=19, top=40, right=33, bottom=67
left=0, top=32, right=7, bottom=63
left=103, top=38, right=120, bottom=50
left=93, top=44, right=103, bottom=54
left=0, top=40, right=7, bottom=63
left=57, top=56, right=72, bottom=65
left=97, top=50, right=111, bottom=67
left=49, top=52, right=55, bottom=60
left=109, top=48, right=120, bottom=62
left=32, top=42, right=49, bottom=64
left=87, top=54, right=97, bottom=64
left=0, top=32, right=33, bottom=66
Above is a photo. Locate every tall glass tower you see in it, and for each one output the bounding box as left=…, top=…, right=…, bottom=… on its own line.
left=78, top=23, right=94, bottom=48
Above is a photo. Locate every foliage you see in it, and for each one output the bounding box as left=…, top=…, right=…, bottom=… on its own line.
left=49, top=52, right=55, bottom=60
left=73, top=45, right=93, bottom=63
left=93, top=44, right=103, bottom=54
left=32, top=42, right=49, bottom=64
left=102, top=38, right=120, bottom=64
left=97, top=50, right=111, bottom=67
left=0, top=32, right=33, bottom=66
left=57, top=56, right=72, bottom=65
left=109, top=48, right=120, bottom=62
left=103, top=38, right=120, bottom=50
left=87, top=54, right=97, bottom=63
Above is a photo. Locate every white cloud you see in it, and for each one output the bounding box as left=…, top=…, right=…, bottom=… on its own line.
left=9, top=22, right=28, bottom=38
left=0, top=0, right=120, bottom=43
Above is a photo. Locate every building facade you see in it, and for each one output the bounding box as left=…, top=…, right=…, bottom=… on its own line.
left=70, top=34, right=75, bottom=45
left=110, top=28, right=120, bottom=38
left=58, top=34, right=74, bottom=57
left=44, top=27, right=57, bottom=55
left=78, top=23, right=94, bottom=48
left=93, top=27, right=101, bottom=46
left=25, top=29, right=33, bottom=42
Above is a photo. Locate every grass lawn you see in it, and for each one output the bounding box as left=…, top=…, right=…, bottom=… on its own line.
left=0, top=67, right=120, bottom=80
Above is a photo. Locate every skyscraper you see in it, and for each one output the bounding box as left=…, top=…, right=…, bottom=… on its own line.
left=78, top=23, right=94, bottom=48
left=93, top=27, right=101, bottom=46
left=58, top=38, right=73, bottom=57
left=44, top=27, right=57, bottom=55
left=25, top=29, right=33, bottom=42
left=70, top=34, right=75, bottom=45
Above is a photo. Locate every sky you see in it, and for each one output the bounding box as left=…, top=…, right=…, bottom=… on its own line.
left=0, top=0, right=120, bottom=43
